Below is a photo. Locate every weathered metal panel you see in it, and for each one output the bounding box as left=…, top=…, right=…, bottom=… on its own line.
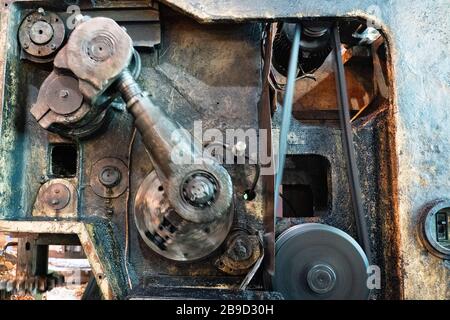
left=0, top=0, right=447, bottom=299
left=160, top=0, right=450, bottom=300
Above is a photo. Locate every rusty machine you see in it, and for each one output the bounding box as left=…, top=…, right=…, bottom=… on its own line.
left=0, top=0, right=448, bottom=300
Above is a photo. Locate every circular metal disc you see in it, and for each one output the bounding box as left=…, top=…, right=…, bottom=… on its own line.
left=134, top=171, right=233, bottom=261
left=273, top=223, right=369, bottom=300
left=30, top=21, right=54, bottom=44
left=42, top=183, right=71, bottom=210
left=45, top=75, right=83, bottom=115
left=90, top=158, right=128, bottom=199
left=18, top=11, right=65, bottom=57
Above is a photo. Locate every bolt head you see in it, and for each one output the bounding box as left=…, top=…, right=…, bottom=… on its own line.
left=231, top=237, right=252, bottom=261
left=59, top=90, right=69, bottom=99
left=307, top=264, right=337, bottom=295
left=99, top=166, right=121, bottom=188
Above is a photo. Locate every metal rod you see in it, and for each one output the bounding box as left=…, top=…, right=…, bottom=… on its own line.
left=274, top=23, right=301, bottom=218
left=332, top=25, right=371, bottom=262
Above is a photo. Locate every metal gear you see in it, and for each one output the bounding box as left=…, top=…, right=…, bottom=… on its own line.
left=272, top=223, right=369, bottom=300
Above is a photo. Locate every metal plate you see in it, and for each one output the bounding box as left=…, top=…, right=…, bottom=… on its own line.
left=273, top=223, right=369, bottom=300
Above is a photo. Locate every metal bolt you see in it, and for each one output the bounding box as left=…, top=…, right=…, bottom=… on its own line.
left=59, top=90, right=69, bottom=99
left=23, top=42, right=29, bottom=49
left=37, top=8, right=45, bottom=16
left=50, top=43, right=56, bottom=50
left=26, top=16, right=32, bottom=22
left=51, top=199, right=60, bottom=205
left=307, top=264, right=337, bottom=294
left=232, top=238, right=251, bottom=261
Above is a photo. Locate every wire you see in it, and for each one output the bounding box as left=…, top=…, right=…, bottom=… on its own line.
left=239, top=231, right=264, bottom=290
left=122, top=53, right=144, bottom=290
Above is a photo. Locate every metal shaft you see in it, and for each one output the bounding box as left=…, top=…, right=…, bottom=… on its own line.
left=116, top=70, right=201, bottom=184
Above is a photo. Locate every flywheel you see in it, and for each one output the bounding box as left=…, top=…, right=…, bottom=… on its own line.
left=272, top=223, right=370, bottom=300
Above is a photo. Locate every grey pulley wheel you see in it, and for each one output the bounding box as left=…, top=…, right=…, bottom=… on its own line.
left=273, top=223, right=370, bottom=300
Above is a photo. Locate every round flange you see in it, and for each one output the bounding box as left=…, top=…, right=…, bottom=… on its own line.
left=90, top=158, right=128, bottom=198
left=18, top=10, right=65, bottom=58
left=29, top=20, right=53, bottom=44
left=44, top=75, right=83, bottom=115
left=42, top=183, right=71, bottom=210
left=181, top=171, right=218, bottom=208
left=272, top=223, right=369, bottom=300
left=98, top=166, right=122, bottom=188
left=134, top=171, right=233, bottom=261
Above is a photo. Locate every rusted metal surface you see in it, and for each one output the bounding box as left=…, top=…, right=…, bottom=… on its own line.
left=292, top=52, right=375, bottom=116
left=0, top=220, right=120, bottom=299
left=18, top=9, right=65, bottom=61
left=160, top=0, right=450, bottom=300
left=215, top=230, right=262, bottom=275
left=32, top=179, right=77, bottom=217
left=0, top=0, right=447, bottom=300
left=0, top=2, right=264, bottom=299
